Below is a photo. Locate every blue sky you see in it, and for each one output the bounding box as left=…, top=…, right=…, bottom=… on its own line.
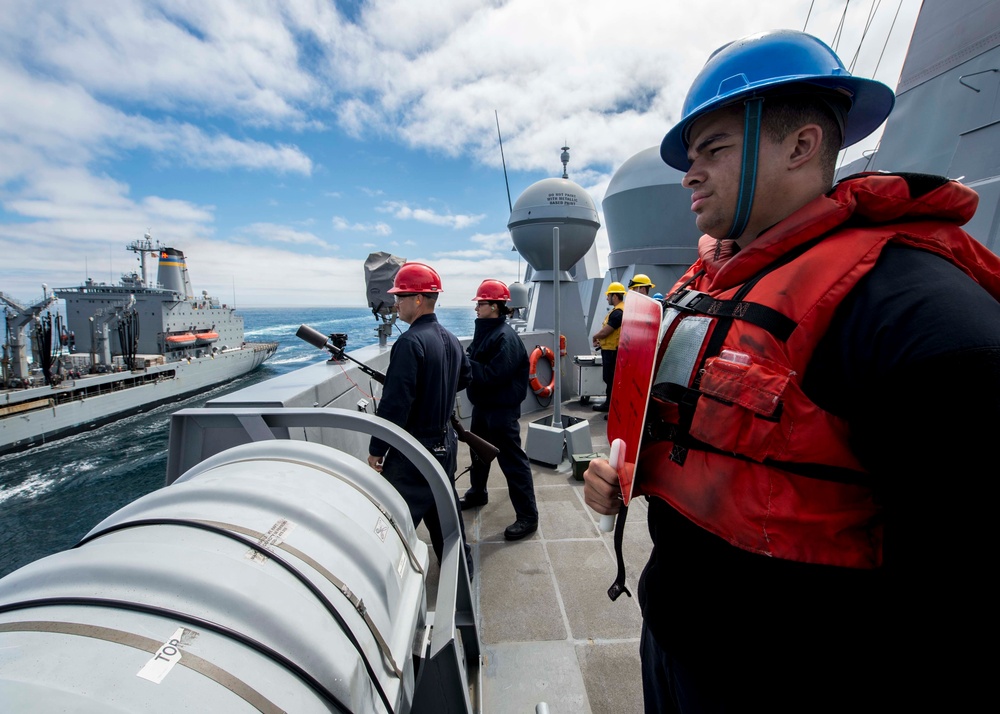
left=0, top=0, right=921, bottom=307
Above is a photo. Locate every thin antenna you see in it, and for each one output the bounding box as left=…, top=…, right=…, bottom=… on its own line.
left=831, top=0, right=852, bottom=51
left=495, top=111, right=513, bottom=213
left=495, top=110, right=520, bottom=282
left=561, top=145, right=570, bottom=179
left=872, top=0, right=905, bottom=78
left=846, top=0, right=880, bottom=73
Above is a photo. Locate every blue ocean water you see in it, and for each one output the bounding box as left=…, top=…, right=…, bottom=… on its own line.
left=0, top=306, right=476, bottom=578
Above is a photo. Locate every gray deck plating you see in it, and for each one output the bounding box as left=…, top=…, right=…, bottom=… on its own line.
left=441, top=400, right=648, bottom=714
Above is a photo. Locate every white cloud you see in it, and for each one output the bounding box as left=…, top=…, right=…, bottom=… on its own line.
left=332, top=216, right=393, bottom=236
left=166, top=240, right=368, bottom=308
left=438, top=248, right=494, bottom=259
left=337, top=100, right=391, bottom=138
left=316, top=0, right=920, bottom=175
left=168, top=125, right=313, bottom=174
left=0, top=61, right=313, bottom=176
left=240, top=223, right=329, bottom=248
left=10, top=0, right=323, bottom=124
left=469, top=231, right=514, bottom=252
left=0, top=167, right=217, bottom=297
left=379, top=201, right=485, bottom=229
left=2, top=1, right=920, bottom=179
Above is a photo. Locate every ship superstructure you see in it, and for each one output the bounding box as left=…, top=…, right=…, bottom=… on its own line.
left=58, top=241, right=245, bottom=365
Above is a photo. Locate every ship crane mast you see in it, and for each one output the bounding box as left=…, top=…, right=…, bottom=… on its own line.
left=0, top=288, right=58, bottom=383
left=126, top=229, right=165, bottom=289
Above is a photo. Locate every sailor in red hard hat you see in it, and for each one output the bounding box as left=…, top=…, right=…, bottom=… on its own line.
left=458, top=279, right=539, bottom=541
left=367, top=261, right=475, bottom=576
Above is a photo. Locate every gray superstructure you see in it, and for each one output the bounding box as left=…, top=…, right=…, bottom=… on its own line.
left=838, top=0, right=1000, bottom=254
left=602, top=146, right=701, bottom=292
left=59, top=244, right=246, bottom=361
left=1, top=237, right=277, bottom=454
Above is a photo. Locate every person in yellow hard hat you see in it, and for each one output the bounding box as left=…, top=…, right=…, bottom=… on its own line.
left=628, top=273, right=655, bottom=295
left=590, top=282, right=626, bottom=412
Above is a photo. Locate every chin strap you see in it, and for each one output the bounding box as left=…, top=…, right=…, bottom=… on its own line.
left=725, top=96, right=764, bottom=240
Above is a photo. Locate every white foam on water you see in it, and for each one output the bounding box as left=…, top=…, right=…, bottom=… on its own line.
left=0, top=471, right=56, bottom=505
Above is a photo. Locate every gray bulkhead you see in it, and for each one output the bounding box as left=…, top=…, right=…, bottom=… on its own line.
left=837, top=0, right=1000, bottom=254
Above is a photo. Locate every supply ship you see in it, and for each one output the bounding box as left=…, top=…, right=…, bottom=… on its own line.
left=0, top=236, right=278, bottom=454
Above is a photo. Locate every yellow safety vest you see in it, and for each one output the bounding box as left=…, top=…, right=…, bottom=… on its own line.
left=597, top=303, right=624, bottom=350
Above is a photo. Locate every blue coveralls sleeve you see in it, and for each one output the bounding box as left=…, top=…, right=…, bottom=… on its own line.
left=470, top=332, right=518, bottom=385
left=368, top=338, right=422, bottom=457
left=466, top=321, right=529, bottom=409
left=458, top=350, right=472, bottom=392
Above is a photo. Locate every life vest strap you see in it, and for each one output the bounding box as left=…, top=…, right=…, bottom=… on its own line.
left=652, top=382, right=704, bottom=455
left=665, top=289, right=796, bottom=342
left=644, top=416, right=872, bottom=487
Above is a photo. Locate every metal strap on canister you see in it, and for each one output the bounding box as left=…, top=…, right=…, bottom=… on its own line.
left=193, top=518, right=406, bottom=679
left=0, top=620, right=284, bottom=714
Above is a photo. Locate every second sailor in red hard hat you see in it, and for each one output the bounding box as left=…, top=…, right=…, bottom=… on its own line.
left=458, top=279, right=539, bottom=541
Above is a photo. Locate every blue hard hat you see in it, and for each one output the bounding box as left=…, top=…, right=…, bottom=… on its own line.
left=660, top=29, right=895, bottom=170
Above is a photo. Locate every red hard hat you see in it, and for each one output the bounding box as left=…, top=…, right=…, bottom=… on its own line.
left=388, top=262, right=444, bottom=293
left=472, top=279, right=510, bottom=302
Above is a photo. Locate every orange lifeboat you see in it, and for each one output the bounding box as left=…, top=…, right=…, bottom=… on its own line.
left=195, top=331, right=219, bottom=345
left=166, top=333, right=197, bottom=348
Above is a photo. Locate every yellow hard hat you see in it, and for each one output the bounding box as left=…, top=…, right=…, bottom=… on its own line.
left=628, top=273, right=655, bottom=289
left=606, top=282, right=627, bottom=295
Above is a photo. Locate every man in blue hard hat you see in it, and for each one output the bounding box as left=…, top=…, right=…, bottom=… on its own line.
left=585, top=29, right=1000, bottom=711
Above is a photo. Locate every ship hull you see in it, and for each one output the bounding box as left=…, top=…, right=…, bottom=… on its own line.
left=0, top=343, right=276, bottom=455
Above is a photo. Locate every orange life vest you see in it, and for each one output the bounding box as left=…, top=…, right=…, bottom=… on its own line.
left=636, top=173, right=1000, bottom=569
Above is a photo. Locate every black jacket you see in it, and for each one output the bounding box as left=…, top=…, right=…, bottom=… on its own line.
left=466, top=316, right=528, bottom=411
left=368, top=313, right=471, bottom=457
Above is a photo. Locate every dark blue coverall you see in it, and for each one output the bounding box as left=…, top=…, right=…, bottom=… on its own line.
left=464, top=315, right=538, bottom=523
left=368, top=313, right=473, bottom=569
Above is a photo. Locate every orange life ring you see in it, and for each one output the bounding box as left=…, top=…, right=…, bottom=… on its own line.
left=528, top=345, right=556, bottom=397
